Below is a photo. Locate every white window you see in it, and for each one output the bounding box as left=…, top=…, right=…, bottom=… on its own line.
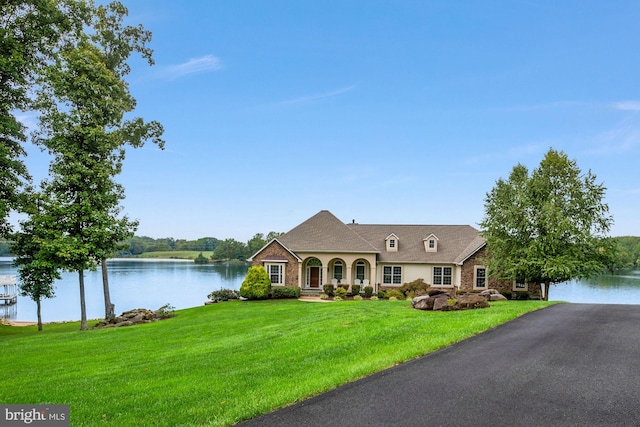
left=334, top=260, right=343, bottom=280
left=433, top=266, right=452, bottom=285
left=514, top=280, right=527, bottom=290
left=429, top=239, right=435, bottom=249
left=265, top=264, right=284, bottom=285
left=383, top=266, right=402, bottom=284
left=389, top=239, right=395, bottom=248
left=356, top=261, right=366, bottom=281
left=474, top=267, right=487, bottom=289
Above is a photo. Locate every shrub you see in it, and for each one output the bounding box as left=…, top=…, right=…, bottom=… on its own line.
left=323, top=284, right=335, bottom=296
left=353, top=295, right=363, bottom=301
left=271, top=286, right=301, bottom=299
left=399, top=278, right=430, bottom=296
left=194, top=252, right=209, bottom=264
left=334, top=286, right=348, bottom=299
left=370, top=295, right=379, bottom=301
left=363, top=286, right=374, bottom=298
left=350, top=284, right=361, bottom=296
left=208, top=288, right=239, bottom=302
left=337, top=284, right=349, bottom=291
left=240, top=266, right=271, bottom=300
left=334, top=296, right=343, bottom=301
left=377, top=290, right=385, bottom=298
left=515, top=291, right=530, bottom=300
left=388, top=296, right=398, bottom=301
left=502, top=291, right=513, bottom=300
left=384, top=289, right=405, bottom=300
left=155, top=303, right=175, bottom=319
left=320, top=293, right=329, bottom=300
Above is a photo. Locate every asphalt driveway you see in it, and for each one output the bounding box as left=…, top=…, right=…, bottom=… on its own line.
left=237, top=304, right=640, bottom=427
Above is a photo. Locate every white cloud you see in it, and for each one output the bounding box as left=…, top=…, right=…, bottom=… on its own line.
left=276, top=85, right=356, bottom=107
left=612, top=101, right=640, bottom=111
left=162, top=55, right=223, bottom=80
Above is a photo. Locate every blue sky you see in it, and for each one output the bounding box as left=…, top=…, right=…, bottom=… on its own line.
left=21, top=1, right=640, bottom=241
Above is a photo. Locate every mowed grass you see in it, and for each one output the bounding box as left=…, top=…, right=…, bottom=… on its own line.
left=137, top=250, right=214, bottom=260
left=0, top=299, right=557, bottom=426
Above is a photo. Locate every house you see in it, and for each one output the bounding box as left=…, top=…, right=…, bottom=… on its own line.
left=249, top=210, right=541, bottom=297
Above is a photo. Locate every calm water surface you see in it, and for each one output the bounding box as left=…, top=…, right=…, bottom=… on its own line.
left=1, top=258, right=639, bottom=322
left=0, top=258, right=248, bottom=322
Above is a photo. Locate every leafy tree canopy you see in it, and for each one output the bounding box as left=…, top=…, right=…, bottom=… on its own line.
left=480, top=148, right=615, bottom=300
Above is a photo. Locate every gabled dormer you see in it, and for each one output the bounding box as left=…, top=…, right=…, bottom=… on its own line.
left=423, top=234, right=438, bottom=253
left=385, top=233, right=399, bottom=252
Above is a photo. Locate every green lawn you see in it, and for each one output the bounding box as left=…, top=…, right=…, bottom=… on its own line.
left=136, top=250, right=213, bottom=260
left=0, top=299, right=557, bottom=426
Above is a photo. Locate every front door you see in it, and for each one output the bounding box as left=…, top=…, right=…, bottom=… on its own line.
left=309, top=267, right=320, bottom=288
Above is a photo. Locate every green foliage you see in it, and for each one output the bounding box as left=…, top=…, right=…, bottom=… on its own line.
left=155, top=303, right=175, bottom=319
left=370, top=295, right=379, bottom=301
left=240, top=266, right=271, bottom=300
left=611, top=236, right=640, bottom=267
left=333, top=296, right=343, bottom=301
left=363, top=285, right=374, bottom=298
left=480, top=148, right=614, bottom=300
left=320, top=293, right=330, bottom=300
left=194, top=252, right=208, bottom=264
left=334, top=286, right=348, bottom=299
left=271, top=286, right=301, bottom=299
left=353, top=295, right=363, bottom=301
left=351, top=284, right=361, bottom=296
left=208, top=288, right=239, bottom=302
left=323, top=284, right=335, bottom=296
left=377, top=290, right=385, bottom=298
left=384, top=289, right=405, bottom=300
left=399, top=278, right=430, bottom=296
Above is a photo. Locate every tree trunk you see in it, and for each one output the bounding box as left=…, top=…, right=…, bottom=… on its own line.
left=102, top=260, right=115, bottom=321
left=37, top=298, right=43, bottom=332
left=543, top=281, right=550, bottom=301
left=79, top=270, right=87, bottom=331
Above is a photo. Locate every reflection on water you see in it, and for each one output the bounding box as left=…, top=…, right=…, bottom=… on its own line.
left=0, top=257, right=248, bottom=323
left=550, top=268, right=640, bottom=304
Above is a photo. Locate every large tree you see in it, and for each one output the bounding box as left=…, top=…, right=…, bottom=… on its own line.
left=480, top=148, right=615, bottom=300
left=0, top=0, right=88, bottom=236
left=33, top=1, right=163, bottom=329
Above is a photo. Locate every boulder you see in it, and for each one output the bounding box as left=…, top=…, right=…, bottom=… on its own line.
left=456, top=294, right=490, bottom=309
left=479, top=289, right=508, bottom=301
left=412, top=293, right=453, bottom=311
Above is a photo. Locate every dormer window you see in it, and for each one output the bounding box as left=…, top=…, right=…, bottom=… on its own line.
left=424, top=234, right=438, bottom=252
left=385, top=233, right=399, bottom=252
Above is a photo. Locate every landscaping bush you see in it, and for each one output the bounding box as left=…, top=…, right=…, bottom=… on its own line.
left=515, top=291, right=530, bottom=300
left=320, top=293, right=329, bottom=300
left=271, top=286, right=301, bottom=299
left=334, top=286, right=348, bottom=299
left=208, top=288, right=239, bottom=302
left=384, top=289, right=405, bottom=300
left=323, top=284, right=335, bottom=296
left=240, top=266, right=271, bottom=300
left=399, top=278, right=430, bottom=296
left=353, top=295, right=363, bottom=301
left=351, top=284, right=361, bottom=296
left=337, top=284, right=349, bottom=291
left=502, top=291, right=512, bottom=300
left=377, top=290, right=385, bottom=298
left=370, top=295, right=379, bottom=300
left=364, top=286, right=374, bottom=298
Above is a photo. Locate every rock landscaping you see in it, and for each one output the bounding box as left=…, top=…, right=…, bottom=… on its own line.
left=94, top=305, right=175, bottom=328
left=412, top=289, right=498, bottom=311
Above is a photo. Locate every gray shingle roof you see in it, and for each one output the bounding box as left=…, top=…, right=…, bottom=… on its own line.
left=278, top=210, right=378, bottom=253
left=276, top=210, right=486, bottom=264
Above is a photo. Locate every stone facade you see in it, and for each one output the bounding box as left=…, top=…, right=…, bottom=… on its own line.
left=459, top=246, right=542, bottom=298
left=251, top=240, right=299, bottom=287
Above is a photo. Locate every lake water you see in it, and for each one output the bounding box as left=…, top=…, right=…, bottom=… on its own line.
left=1, top=258, right=639, bottom=322
left=0, top=258, right=249, bottom=323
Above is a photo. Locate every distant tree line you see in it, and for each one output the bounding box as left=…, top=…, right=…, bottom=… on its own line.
left=2, top=234, right=639, bottom=266
left=114, top=231, right=283, bottom=261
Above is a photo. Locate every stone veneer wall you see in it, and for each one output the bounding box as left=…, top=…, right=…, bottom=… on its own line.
left=459, top=247, right=542, bottom=298
left=251, top=241, right=299, bottom=287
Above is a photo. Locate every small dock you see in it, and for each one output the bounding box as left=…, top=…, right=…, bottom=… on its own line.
left=0, top=275, right=17, bottom=305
